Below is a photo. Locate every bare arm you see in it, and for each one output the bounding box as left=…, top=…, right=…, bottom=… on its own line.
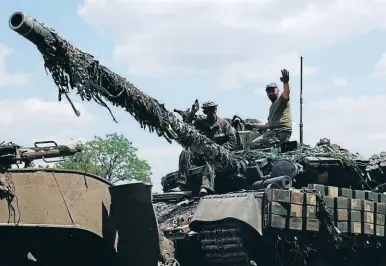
left=249, top=121, right=270, bottom=129
left=282, top=82, right=290, bottom=100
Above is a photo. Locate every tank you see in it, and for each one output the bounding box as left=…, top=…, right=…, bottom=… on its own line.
left=9, top=11, right=386, bottom=266
left=0, top=140, right=165, bottom=266
left=156, top=131, right=386, bottom=266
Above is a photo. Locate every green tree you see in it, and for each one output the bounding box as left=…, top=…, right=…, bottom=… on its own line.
left=56, top=133, right=151, bottom=183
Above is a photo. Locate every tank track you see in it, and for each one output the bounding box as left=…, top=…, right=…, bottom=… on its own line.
left=198, top=222, right=251, bottom=266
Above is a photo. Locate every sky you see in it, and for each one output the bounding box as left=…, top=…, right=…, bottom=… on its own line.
left=1, top=0, right=386, bottom=192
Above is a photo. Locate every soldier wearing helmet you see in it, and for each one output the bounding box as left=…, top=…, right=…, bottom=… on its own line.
left=246, top=69, right=293, bottom=149
left=194, top=101, right=237, bottom=148
left=171, top=100, right=237, bottom=196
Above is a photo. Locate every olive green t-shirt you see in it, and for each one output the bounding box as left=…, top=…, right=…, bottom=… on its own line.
left=267, top=93, right=292, bottom=131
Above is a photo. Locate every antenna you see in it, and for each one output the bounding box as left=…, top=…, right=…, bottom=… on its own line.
left=299, top=56, right=304, bottom=146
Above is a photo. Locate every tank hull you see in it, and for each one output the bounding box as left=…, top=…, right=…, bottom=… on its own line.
left=154, top=187, right=386, bottom=266
left=0, top=168, right=117, bottom=265
left=0, top=169, right=115, bottom=237
left=0, top=169, right=162, bottom=266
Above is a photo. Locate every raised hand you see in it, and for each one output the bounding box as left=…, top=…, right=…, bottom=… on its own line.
left=280, top=69, right=289, bottom=84
left=192, top=99, right=199, bottom=113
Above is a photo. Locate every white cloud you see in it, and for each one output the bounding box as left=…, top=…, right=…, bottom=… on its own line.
left=290, top=121, right=300, bottom=142
left=35, top=136, right=88, bottom=146
left=253, top=74, right=347, bottom=96
left=307, top=83, right=325, bottom=93
left=78, top=0, right=386, bottom=89
left=253, top=89, right=267, bottom=97
left=216, top=52, right=318, bottom=91
left=0, top=98, right=93, bottom=149
left=0, top=44, right=29, bottom=87
left=371, top=52, right=386, bottom=78
left=306, top=76, right=348, bottom=93
left=0, top=98, right=92, bottom=127
left=304, top=93, right=386, bottom=157
left=332, top=77, right=348, bottom=87
left=137, top=144, right=182, bottom=192
left=367, top=131, right=386, bottom=142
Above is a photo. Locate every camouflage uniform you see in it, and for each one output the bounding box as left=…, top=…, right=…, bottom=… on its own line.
left=175, top=102, right=237, bottom=193
left=251, top=92, right=292, bottom=149
left=193, top=116, right=237, bottom=150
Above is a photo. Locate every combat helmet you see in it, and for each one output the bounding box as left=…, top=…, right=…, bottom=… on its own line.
left=202, top=101, right=218, bottom=109
left=316, top=137, right=331, bottom=146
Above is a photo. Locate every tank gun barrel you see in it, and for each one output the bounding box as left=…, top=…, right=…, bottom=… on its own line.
left=18, top=144, right=82, bottom=161
left=8, top=11, right=246, bottom=174
left=0, top=141, right=82, bottom=168
left=9, top=12, right=55, bottom=48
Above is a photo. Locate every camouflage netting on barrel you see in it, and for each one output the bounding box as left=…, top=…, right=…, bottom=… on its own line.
left=9, top=12, right=246, bottom=174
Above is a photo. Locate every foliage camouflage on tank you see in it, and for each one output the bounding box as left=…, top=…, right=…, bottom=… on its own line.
left=9, top=10, right=386, bottom=266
